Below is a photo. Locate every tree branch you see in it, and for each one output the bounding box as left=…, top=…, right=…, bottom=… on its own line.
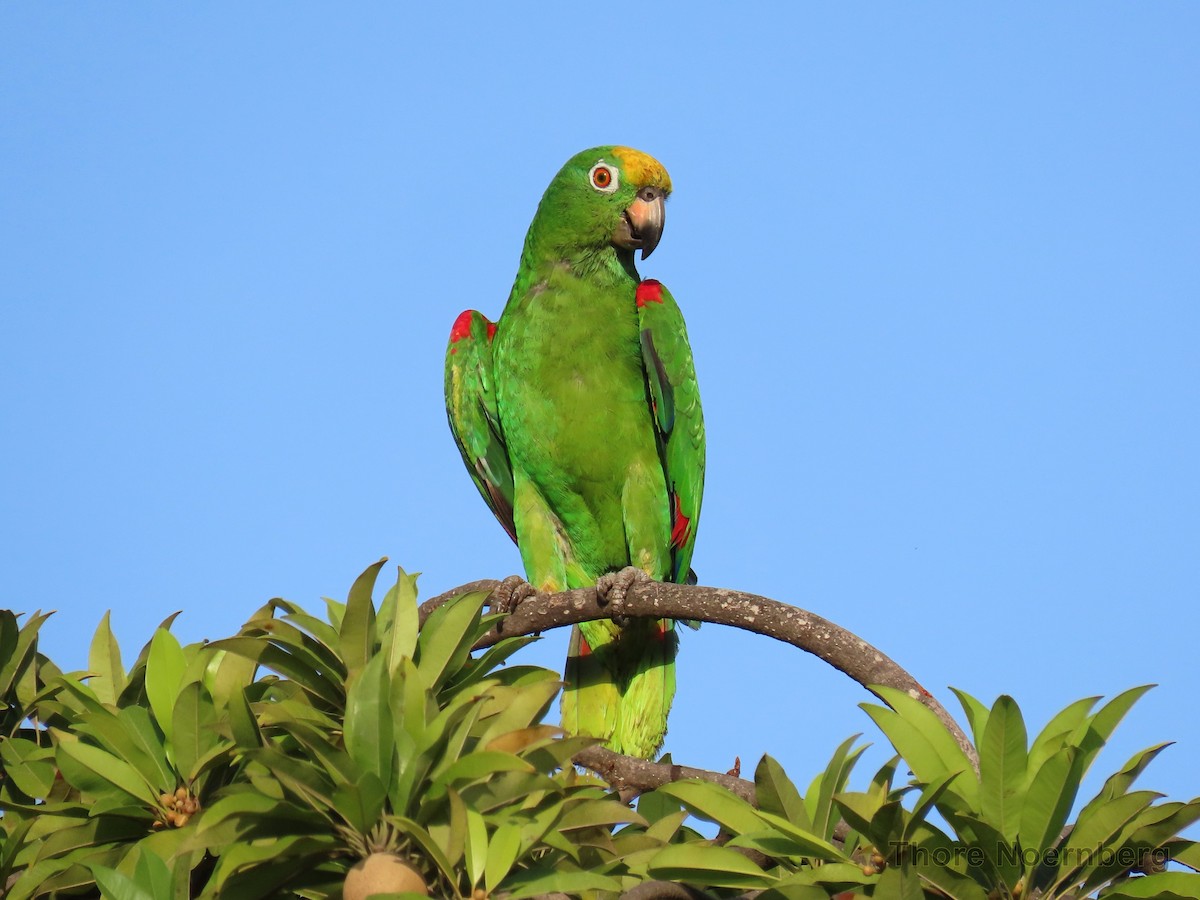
left=425, top=578, right=978, bottom=771
left=573, top=746, right=757, bottom=805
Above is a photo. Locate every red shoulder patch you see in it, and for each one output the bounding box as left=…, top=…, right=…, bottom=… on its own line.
left=669, top=493, right=691, bottom=549
left=486, top=321, right=497, bottom=341
left=636, top=279, right=664, bottom=308
left=450, top=310, right=475, bottom=343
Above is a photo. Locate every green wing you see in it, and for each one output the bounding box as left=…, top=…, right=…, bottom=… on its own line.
left=636, top=279, right=705, bottom=584
left=444, top=309, right=516, bottom=542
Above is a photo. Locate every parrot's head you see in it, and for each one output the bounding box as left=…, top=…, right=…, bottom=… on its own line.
left=531, top=146, right=673, bottom=267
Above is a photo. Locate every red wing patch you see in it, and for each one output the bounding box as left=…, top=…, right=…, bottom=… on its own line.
left=578, top=635, right=591, bottom=657
left=669, top=493, right=691, bottom=549
left=450, top=310, right=475, bottom=343
left=486, top=321, right=497, bottom=341
left=636, top=279, right=664, bottom=308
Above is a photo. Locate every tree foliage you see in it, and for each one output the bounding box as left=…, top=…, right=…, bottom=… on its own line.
left=1, top=562, right=1197, bottom=899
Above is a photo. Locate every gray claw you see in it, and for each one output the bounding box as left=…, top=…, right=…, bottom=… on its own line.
left=595, top=566, right=651, bottom=624
left=490, top=575, right=538, bottom=628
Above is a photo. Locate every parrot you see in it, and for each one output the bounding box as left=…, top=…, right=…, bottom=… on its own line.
left=443, top=146, right=704, bottom=759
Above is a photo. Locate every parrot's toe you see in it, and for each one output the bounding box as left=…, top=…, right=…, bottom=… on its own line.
left=596, top=566, right=651, bottom=623
left=490, top=575, right=539, bottom=626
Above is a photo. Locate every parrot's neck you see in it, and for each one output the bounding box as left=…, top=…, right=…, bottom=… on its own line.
left=518, top=220, right=640, bottom=289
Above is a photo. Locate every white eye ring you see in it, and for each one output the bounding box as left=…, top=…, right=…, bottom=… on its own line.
left=589, top=161, right=619, bottom=193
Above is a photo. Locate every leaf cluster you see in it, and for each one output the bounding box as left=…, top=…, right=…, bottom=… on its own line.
left=2, top=563, right=1198, bottom=900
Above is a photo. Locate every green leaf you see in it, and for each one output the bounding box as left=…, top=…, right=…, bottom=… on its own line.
left=144, top=628, right=187, bottom=743
left=638, top=787, right=682, bottom=824
left=1017, top=746, right=1079, bottom=858
left=171, top=681, right=218, bottom=781
left=862, top=701, right=968, bottom=808
left=0, top=737, right=57, bottom=798
left=1079, top=801, right=1200, bottom=896
left=187, top=790, right=294, bottom=851
left=56, top=739, right=158, bottom=807
left=242, top=616, right=345, bottom=685
left=979, top=694, right=1027, bottom=841
left=1025, top=694, right=1097, bottom=778
left=1053, top=790, right=1162, bottom=892
left=246, top=747, right=337, bottom=817
left=332, top=771, right=387, bottom=835
left=874, top=861, right=925, bottom=900
left=1101, top=871, right=1200, bottom=898
left=416, top=591, right=489, bottom=691
left=382, top=566, right=421, bottom=673
left=0, top=610, right=51, bottom=708
left=116, top=705, right=175, bottom=789
left=340, top=558, right=387, bottom=677
left=657, top=779, right=764, bottom=835
left=747, top=809, right=850, bottom=862
left=950, top=687, right=990, bottom=748
left=833, top=791, right=882, bottom=841
left=868, top=754, right=902, bottom=801
left=648, top=843, right=777, bottom=889
left=206, top=636, right=343, bottom=708
left=474, top=677, right=561, bottom=747
left=88, top=864, right=155, bottom=900
left=87, top=612, right=126, bottom=706
left=762, top=880, right=853, bottom=900
left=1129, top=800, right=1200, bottom=853
left=429, top=751, right=535, bottom=798
left=457, top=635, right=539, bottom=692
left=503, top=869, right=624, bottom=899
left=203, top=644, right=259, bottom=713
left=484, top=822, right=521, bottom=893
left=943, top=811, right=1021, bottom=891
left=344, top=652, right=395, bottom=792
left=806, top=734, right=864, bottom=840
left=1074, top=685, right=1154, bottom=773
left=557, top=798, right=647, bottom=831
left=910, top=861, right=991, bottom=900
left=903, top=769, right=963, bottom=843
left=131, top=848, right=174, bottom=899
left=1087, top=742, right=1173, bottom=811
left=227, top=685, right=262, bottom=750
left=869, top=686, right=978, bottom=808
left=464, top=805, right=488, bottom=889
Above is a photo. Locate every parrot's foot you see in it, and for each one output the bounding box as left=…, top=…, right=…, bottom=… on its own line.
left=489, top=575, right=539, bottom=626
left=595, top=566, right=651, bottom=625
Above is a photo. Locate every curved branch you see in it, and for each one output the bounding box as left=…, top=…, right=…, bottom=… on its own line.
left=574, top=746, right=757, bottom=805
left=428, top=578, right=978, bottom=770
left=420, top=579, right=500, bottom=622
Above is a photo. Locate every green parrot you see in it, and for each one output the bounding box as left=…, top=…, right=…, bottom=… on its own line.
left=443, top=146, right=704, bottom=759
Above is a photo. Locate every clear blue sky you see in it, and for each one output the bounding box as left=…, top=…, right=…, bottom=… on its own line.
left=3, top=4, right=1197, bottom=819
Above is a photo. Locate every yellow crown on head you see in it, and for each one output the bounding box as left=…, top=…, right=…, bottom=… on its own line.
left=613, top=146, right=672, bottom=193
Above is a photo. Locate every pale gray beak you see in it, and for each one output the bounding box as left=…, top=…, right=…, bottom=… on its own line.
left=613, top=186, right=666, bottom=259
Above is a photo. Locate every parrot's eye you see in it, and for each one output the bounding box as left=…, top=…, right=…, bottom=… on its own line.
left=589, top=163, right=619, bottom=193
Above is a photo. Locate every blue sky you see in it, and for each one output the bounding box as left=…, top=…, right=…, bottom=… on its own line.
left=3, top=3, right=1197, bottom=821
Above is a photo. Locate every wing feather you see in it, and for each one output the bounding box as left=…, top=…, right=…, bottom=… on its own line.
left=636, top=280, right=705, bottom=583
left=444, top=310, right=517, bottom=542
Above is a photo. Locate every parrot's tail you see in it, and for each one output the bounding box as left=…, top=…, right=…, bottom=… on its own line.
left=561, top=618, right=678, bottom=759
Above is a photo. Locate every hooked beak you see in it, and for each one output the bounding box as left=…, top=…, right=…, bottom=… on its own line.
left=613, top=186, right=666, bottom=259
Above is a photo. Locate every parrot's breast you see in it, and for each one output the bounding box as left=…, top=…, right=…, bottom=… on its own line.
left=494, top=275, right=666, bottom=580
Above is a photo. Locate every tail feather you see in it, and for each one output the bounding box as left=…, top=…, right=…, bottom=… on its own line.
left=561, top=624, right=619, bottom=746
left=561, top=618, right=678, bottom=759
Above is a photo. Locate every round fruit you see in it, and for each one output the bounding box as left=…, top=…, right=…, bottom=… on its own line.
left=343, top=853, right=428, bottom=899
